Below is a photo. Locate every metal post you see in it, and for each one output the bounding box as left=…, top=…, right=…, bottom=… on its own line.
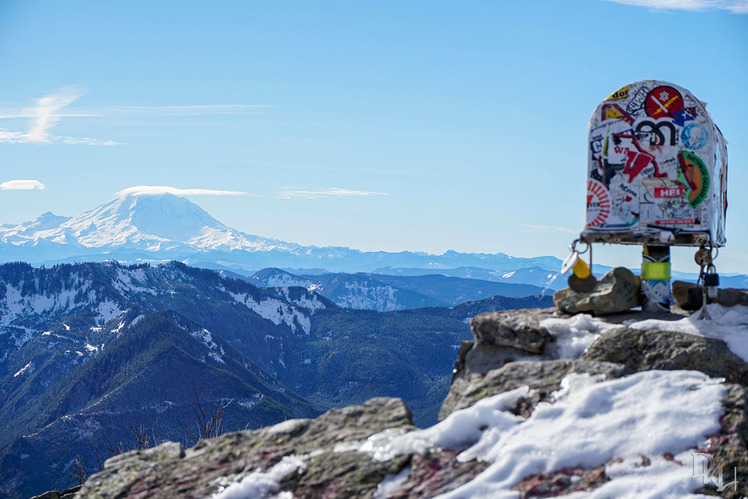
left=641, top=245, right=671, bottom=312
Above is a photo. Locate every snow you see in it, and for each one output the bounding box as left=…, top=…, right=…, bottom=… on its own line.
left=374, top=465, right=411, bottom=499
left=211, top=454, right=309, bottom=499
left=352, top=370, right=724, bottom=499
left=227, top=290, right=311, bottom=335
left=112, top=267, right=157, bottom=295
left=95, top=300, right=123, bottom=323
left=1, top=282, right=83, bottom=328
left=208, top=352, right=225, bottom=364
left=14, top=362, right=32, bottom=378
left=191, top=328, right=219, bottom=351
left=540, top=314, right=623, bottom=358
left=335, top=282, right=400, bottom=312
left=540, top=302, right=748, bottom=363
left=276, top=288, right=327, bottom=311
left=625, top=304, right=748, bottom=362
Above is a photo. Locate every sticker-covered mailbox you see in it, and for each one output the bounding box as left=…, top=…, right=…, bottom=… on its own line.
left=577, top=80, right=727, bottom=312
left=583, top=80, right=727, bottom=246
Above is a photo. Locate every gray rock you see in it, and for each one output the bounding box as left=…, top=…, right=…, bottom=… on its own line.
left=672, top=280, right=704, bottom=310
left=470, top=308, right=556, bottom=354
left=439, top=359, right=630, bottom=420
left=719, top=287, right=748, bottom=307
left=582, top=327, right=748, bottom=385
left=554, top=267, right=640, bottom=315
left=671, top=281, right=748, bottom=311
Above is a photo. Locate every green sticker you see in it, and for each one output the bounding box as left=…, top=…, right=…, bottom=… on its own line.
left=676, top=151, right=710, bottom=208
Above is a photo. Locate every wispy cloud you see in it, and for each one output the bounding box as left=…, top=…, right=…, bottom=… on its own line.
left=0, top=90, right=120, bottom=145
left=602, top=0, right=748, bottom=13
left=116, top=185, right=247, bottom=197
left=0, top=179, right=46, bottom=191
left=276, top=187, right=387, bottom=199
left=520, top=224, right=578, bottom=234
left=0, top=90, right=271, bottom=146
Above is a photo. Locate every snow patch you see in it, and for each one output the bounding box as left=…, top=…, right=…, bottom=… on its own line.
left=540, top=314, right=623, bottom=358
left=227, top=290, right=311, bottom=335
left=211, top=454, right=309, bottom=499
left=335, top=282, right=400, bottom=312
left=95, top=300, right=122, bottom=323
left=349, top=370, right=724, bottom=499
left=14, top=362, right=33, bottom=378
left=374, top=465, right=411, bottom=499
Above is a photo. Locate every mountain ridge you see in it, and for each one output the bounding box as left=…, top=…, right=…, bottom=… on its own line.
left=0, top=191, right=565, bottom=273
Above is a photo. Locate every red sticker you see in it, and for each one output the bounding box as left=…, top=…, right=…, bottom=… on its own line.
left=645, top=86, right=683, bottom=119
left=586, top=179, right=611, bottom=228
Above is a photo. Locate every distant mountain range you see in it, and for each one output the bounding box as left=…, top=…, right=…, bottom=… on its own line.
left=246, top=267, right=555, bottom=311
left=0, top=261, right=552, bottom=497
left=0, top=191, right=565, bottom=274
left=4, top=191, right=742, bottom=289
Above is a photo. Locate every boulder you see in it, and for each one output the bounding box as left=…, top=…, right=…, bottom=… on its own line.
left=672, top=280, right=748, bottom=310
left=469, top=308, right=556, bottom=354
left=672, top=280, right=704, bottom=310
left=439, top=359, right=630, bottom=420
left=582, top=327, right=748, bottom=385
left=554, top=267, right=640, bottom=315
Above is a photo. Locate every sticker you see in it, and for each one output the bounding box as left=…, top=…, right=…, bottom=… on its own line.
left=681, top=123, right=708, bottom=150
left=609, top=133, right=665, bottom=182
left=640, top=178, right=700, bottom=227
left=641, top=280, right=670, bottom=310
left=677, top=151, right=710, bottom=207
left=601, top=104, right=634, bottom=125
left=626, top=86, right=649, bottom=114
left=634, top=119, right=678, bottom=147
left=586, top=179, right=611, bottom=227
left=645, top=86, right=684, bottom=120
left=605, top=85, right=630, bottom=101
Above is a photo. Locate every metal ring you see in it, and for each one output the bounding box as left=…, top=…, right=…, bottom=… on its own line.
left=570, top=239, right=590, bottom=255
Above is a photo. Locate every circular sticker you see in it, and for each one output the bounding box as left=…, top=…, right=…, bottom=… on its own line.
left=681, top=123, right=708, bottom=150
left=586, top=179, right=611, bottom=227
left=645, top=86, right=683, bottom=119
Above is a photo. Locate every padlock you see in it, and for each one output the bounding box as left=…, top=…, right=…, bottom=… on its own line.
left=704, top=266, right=719, bottom=302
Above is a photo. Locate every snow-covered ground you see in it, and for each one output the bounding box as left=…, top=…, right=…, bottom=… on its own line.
left=542, top=303, right=748, bottom=363
left=210, top=304, right=748, bottom=498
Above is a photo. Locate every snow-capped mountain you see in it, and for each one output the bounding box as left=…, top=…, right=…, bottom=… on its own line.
left=0, top=189, right=564, bottom=273
left=0, top=190, right=299, bottom=256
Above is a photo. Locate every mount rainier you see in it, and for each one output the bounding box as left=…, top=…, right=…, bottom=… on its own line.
left=0, top=189, right=564, bottom=274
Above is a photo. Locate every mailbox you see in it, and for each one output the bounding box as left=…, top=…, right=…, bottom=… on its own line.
left=583, top=80, right=727, bottom=248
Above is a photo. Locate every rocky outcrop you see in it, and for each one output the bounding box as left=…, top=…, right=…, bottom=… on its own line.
left=554, top=267, right=640, bottom=315
left=440, top=359, right=630, bottom=419
left=75, top=398, right=493, bottom=498
left=72, top=303, right=748, bottom=498
left=78, top=398, right=415, bottom=498
left=582, top=327, right=748, bottom=385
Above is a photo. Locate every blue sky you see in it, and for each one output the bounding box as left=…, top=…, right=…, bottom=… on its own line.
left=1, top=0, right=746, bottom=273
